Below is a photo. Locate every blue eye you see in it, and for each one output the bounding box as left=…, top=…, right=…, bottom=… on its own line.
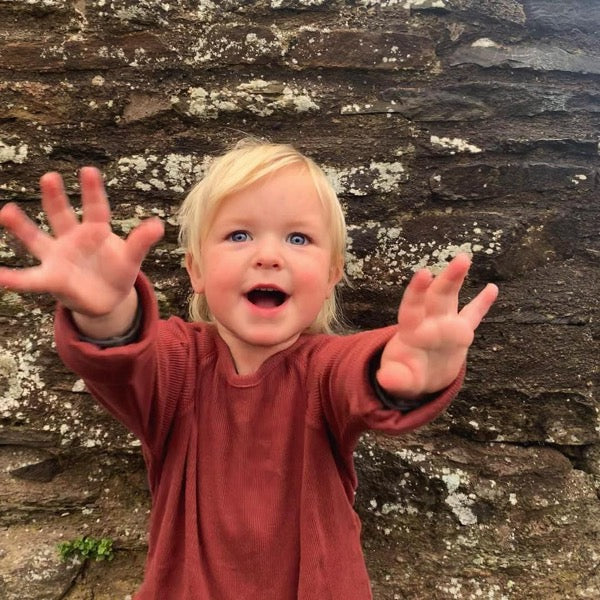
left=287, top=233, right=309, bottom=246
left=228, top=231, right=250, bottom=242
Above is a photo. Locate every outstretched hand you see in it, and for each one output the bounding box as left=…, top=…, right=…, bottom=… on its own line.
left=376, top=254, right=498, bottom=399
left=0, top=167, right=164, bottom=320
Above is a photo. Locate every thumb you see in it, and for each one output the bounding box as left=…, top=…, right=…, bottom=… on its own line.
left=125, top=217, right=165, bottom=265
left=376, top=361, right=422, bottom=399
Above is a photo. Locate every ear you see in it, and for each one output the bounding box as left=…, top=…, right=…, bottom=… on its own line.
left=185, top=253, right=204, bottom=294
left=326, top=259, right=344, bottom=298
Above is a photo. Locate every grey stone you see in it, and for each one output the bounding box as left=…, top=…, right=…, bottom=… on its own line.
left=523, top=0, right=600, bottom=33
left=375, top=83, right=600, bottom=122
left=450, top=43, right=600, bottom=76
left=10, top=456, right=62, bottom=483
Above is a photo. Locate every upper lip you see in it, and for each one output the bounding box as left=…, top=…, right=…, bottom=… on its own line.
left=245, top=284, right=288, bottom=295
left=244, top=284, right=290, bottom=308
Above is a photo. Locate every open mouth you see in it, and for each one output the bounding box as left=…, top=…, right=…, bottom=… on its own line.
left=246, top=287, right=288, bottom=308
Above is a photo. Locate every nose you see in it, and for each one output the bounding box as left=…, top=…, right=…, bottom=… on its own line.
left=254, top=237, right=283, bottom=269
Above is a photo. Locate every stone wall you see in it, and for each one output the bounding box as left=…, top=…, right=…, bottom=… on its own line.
left=0, top=1, right=598, bottom=598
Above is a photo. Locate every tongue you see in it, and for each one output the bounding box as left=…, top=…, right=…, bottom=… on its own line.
left=248, top=290, right=282, bottom=308
left=255, top=293, right=279, bottom=308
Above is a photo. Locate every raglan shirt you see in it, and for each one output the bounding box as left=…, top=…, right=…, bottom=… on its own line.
left=54, top=273, right=464, bottom=600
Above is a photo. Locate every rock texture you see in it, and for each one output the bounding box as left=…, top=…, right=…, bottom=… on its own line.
left=0, top=1, right=598, bottom=599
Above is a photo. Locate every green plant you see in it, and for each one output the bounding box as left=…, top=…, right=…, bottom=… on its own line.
left=57, top=536, right=115, bottom=562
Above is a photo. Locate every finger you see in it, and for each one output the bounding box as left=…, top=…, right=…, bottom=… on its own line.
left=426, top=253, right=471, bottom=314
left=0, top=203, right=53, bottom=259
left=396, top=268, right=432, bottom=329
left=124, top=217, right=165, bottom=265
left=80, top=167, right=111, bottom=224
left=459, top=283, right=499, bottom=329
left=0, top=264, right=52, bottom=293
left=39, top=172, right=79, bottom=236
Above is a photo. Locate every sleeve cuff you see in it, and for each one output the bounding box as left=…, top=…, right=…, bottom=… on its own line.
left=76, top=294, right=143, bottom=348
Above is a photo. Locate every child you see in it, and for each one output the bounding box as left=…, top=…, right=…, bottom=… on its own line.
left=0, top=140, right=498, bottom=599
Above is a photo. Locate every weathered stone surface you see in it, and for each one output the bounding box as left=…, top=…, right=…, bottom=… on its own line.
left=376, top=83, right=600, bottom=121
left=121, top=93, right=173, bottom=124
left=10, top=455, right=62, bottom=482
left=450, top=42, right=600, bottom=75
left=357, top=433, right=600, bottom=599
left=0, top=448, right=149, bottom=598
left=523, top=0, right=600, bottom=33
left=497, top=138, right=600, bottom=158
left=429, top=163, right=596, bottom=201
left=0, top=33, right=175, bottom=72
left=0, top=525, right=82, bottom=600
left=0, top=428, right=60, bottom=448
left=345, top=209, right=510, bottom=297
left=288, top=29, right=437, bottom=70
left=407, top=0, right=527, bottom=25
left=446, top=0, right=527, bottom=24
left=268, top=0, right=331, bottom=10
left=0, top=0, right=599, bottom=598
left=181, top=24, right=283, bottom=67
left=0, top=447, right=100, bottom=525
left=174, top=79, right=322, bottom=120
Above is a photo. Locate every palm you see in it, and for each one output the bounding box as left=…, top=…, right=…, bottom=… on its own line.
left=0, top=168, right=163, bottom=317
left=34, top=222, right=140, bottom=315
left=376, top=254, right=498, bottom=398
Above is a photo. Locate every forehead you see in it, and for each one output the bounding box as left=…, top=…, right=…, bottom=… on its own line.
left=212, top=165, right=328, bottom=223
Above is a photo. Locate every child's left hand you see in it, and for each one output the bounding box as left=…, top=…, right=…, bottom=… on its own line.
left=376, top=253, right=498, bottom=399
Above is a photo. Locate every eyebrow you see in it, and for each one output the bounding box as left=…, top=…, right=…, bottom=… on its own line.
left=284, top=216, right=323, bottom=229
left=215, top=214, right=324, bottom=230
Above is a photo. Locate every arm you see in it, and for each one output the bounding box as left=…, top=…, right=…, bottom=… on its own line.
left=376, top=253, right=498, bottom=402
left=317, top=256, right=496, bottom=451
left=310, top=325, right=461, bottom=465
left=0, top=167, right=164, bottom=338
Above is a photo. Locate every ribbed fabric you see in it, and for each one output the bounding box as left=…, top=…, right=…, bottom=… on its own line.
left=54, top=273, right=463, bottom=600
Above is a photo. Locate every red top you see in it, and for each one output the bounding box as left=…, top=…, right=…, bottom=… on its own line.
left=54, top=274, right=463, bottom=600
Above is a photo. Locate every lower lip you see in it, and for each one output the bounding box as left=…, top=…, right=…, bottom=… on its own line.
left=244, top=296, right=288, bottom=317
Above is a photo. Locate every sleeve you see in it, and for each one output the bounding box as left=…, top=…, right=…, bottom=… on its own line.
left=316, top=326, right=464, bottom=452
left=54, top=272, right=194, bottom=458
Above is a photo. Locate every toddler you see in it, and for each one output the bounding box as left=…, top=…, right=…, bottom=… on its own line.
left=0, top=140, right=498, bottom=599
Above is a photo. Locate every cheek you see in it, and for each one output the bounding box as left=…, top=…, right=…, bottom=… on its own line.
left=295, top=257, right=335, bottom=291
left=201, top=253, right=238, bottom=292
left=206, top=265, right=236, bottom=291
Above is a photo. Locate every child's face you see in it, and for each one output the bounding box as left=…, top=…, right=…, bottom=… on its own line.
left=186, top=165, right=342, bottom=361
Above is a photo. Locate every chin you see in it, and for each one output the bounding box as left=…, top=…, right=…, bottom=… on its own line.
left=248, top=335, right=295, bottom=348
left=242, top=328, right=302, bottom=348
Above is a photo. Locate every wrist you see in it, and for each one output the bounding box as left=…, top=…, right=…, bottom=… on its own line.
left=72, top=288, right=139, bottom=340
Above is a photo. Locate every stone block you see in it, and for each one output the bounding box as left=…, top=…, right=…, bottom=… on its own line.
left=0, top=32, right=173, bottom=72
left=378, top=82, right=600, bottom=122
left=523, top=0, right=600, bottom=33
left=183, top=24, right=283, bottom=66
left=444, top=0, right=526, bottom=24
left=450, top=42, right=600, bottom=76
left=429, top=163, right=596, bottom=201
left=288, top=28, right=436, bottom=70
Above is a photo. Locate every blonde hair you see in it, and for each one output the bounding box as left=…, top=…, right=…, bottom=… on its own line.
left=178, top=138, right=347, bottom=333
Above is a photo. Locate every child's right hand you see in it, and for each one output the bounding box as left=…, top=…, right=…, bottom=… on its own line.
left=0, top=167, right=164, bottom=336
